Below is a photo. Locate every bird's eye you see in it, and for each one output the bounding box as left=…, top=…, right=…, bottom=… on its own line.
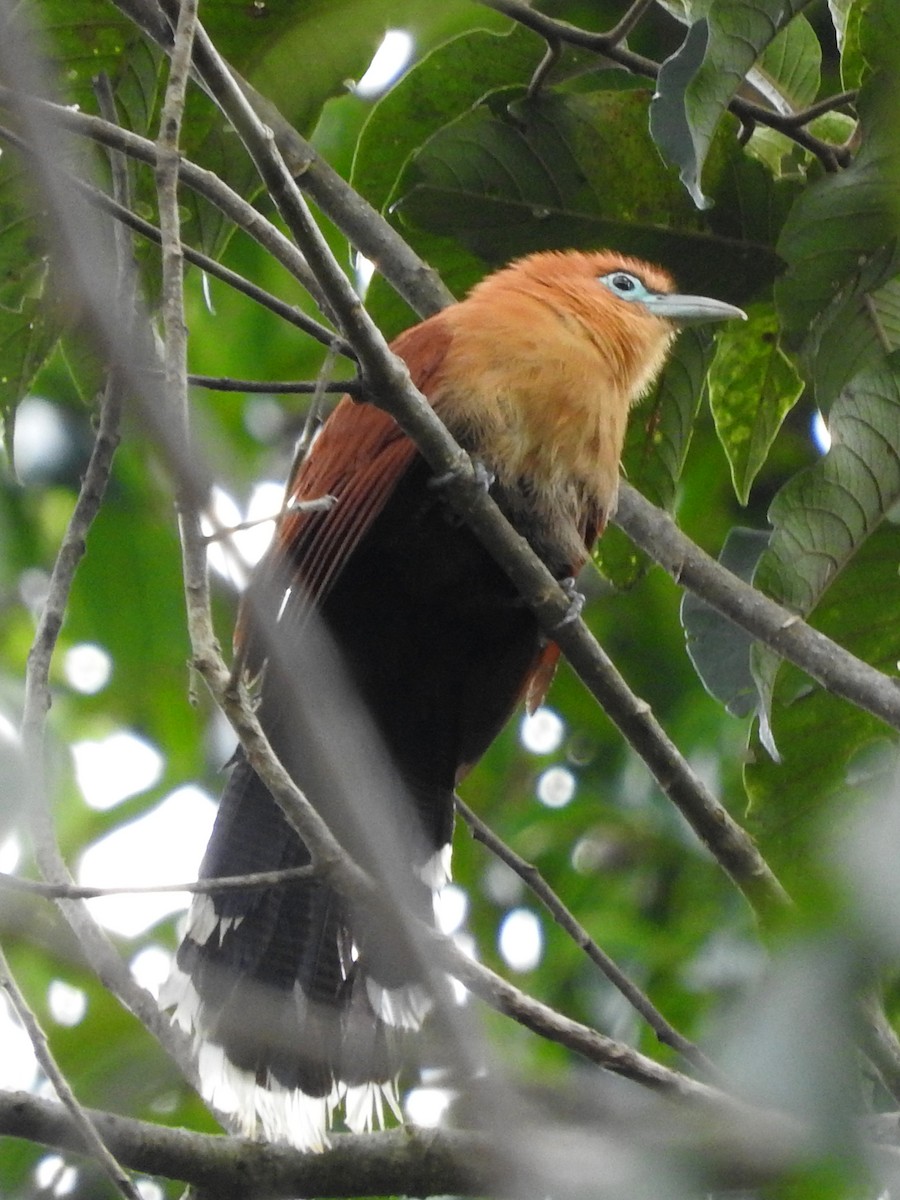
left=598, top=271, right=649, bottom=302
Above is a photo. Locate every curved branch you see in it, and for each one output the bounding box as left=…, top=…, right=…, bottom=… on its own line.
left=455, top=798, right=719, bottom=1077
left=108, top=0, right=455, bottom=319
left=0, top=20, right=204, bottom=1101
left=0, top=1091, right=490, bottom=1199
left=0, top=88, right=337, bottom=319
left=476, top=0, right=853, bottom=170
left=0, top=118, right=350, bottom=353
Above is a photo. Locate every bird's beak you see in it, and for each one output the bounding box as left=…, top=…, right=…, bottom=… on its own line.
left=641, top=293, right=747, bottom=325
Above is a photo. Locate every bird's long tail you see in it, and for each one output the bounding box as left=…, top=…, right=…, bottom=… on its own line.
left=161, top=752, right=440, bottom=1150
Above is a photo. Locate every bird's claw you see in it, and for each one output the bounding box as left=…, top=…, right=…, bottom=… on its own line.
left=555, top=577, right=585, bottom=628
left=429, top=458, right=495, bottom=492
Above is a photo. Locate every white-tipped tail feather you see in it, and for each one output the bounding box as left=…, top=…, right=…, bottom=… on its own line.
left=162, top=957, right=408, bottom=1151
left=365, top=977, right=433, bottom=1031
left=163, top=856, right=449, bottom=1151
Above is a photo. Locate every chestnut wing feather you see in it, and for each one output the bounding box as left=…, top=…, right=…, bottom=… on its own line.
left=240, top=315, right=453, bottom=665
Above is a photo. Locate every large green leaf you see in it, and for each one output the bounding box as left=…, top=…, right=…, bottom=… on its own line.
left=755, top=12, right=821, bottom=112
left=0, top=298, right=65, bottom=443
left=750, top=355, right=900, bottom=761
left=753, top=359, right=900, bottom=618
left=747, top=0, right=900, bottom=755
left=393, top=89, right=783, bottom=302
left=774, top=5, right=900, bottom=371
left=352, top=23, right=549, bottom=217
left=650, top=0, right=817, bottom=207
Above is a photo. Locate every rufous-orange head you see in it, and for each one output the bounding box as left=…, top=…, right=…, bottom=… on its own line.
left=430, top=250, right=744, bottom=522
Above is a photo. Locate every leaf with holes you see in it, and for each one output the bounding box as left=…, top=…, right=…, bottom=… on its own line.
left=708, top=305, right=804, bottom=504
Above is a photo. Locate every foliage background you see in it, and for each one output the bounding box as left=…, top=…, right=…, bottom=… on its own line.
left=0, top=0, right=899, bottom=1197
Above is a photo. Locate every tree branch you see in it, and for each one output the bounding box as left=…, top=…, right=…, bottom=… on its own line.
left=0, top=1091, right=490, bottom=1199
left=4, top=1086, right=897, bottom=1199
left=0, top=88, right=342, bottom=328
left=614, top=484, right=900, bottom=733
left=0, top=7, right=202, bottom=1096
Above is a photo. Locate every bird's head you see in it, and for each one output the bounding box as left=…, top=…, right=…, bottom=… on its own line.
left=482, top=249, right=746, bottom=407
left=504, top=248, right=745, bottom=332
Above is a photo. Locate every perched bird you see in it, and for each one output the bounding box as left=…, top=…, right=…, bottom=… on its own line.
left=164, top=250, right=744, bottom=1149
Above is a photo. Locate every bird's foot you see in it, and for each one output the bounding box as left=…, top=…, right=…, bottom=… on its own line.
left=429, top=458, right=495, bottom=492
left=555, top=577, right=585, bottom=628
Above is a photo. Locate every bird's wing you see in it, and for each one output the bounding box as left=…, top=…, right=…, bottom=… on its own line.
left=239, top=315, right=453, bottom=663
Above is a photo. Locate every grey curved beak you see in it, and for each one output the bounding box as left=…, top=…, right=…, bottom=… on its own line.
left=642, top=292, right=747, bottom=325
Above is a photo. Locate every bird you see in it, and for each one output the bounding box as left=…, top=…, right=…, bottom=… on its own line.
left=162, top=249, right=745, bottom=1150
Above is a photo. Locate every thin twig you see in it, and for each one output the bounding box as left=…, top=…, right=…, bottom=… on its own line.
left=455, top=798, right=720, bottom=1078
left=14, top=102, right=134, bottom=1194
left=778, top=89, right=857, bottom=128
left=0, top=946, right=143, bottom=1200
left=125, top=0, right=455, bottom=319
left=526, top=37, right=562, bottom=98
left=0, top=865, right=316, bottom=900
left=185, top=374, right=360, bottom=394
left=604, top=0, right=656, bottom=45
left=476, top=0, right=660, bottom=65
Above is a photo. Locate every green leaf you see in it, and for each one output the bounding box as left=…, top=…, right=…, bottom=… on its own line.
left=754, top=359, right=900, bottom=614
left=681, top=526, right=770, bottom=716
left=0, top=297, right=64, bottom=435
left=745, top=519, right=900, bottom=884
left=0, top=0, right=481, bottom=411
left=353, top=23, right=550, bottom=216
left=750, top=356, right=900, bottom=755
left=63, top=447, right=203, bottom=779
left=827, top=0, right=854, bottom=54
left=755, top=14, right=821, bottom=112
left=394, top=89, right=782, bottom=302
left=650, top=0, right=815, bottom=207
left=775, top=44, right=900, bottom=405
left=708, top=304, right=804, bottom=503
left=0, top=150, right=46, bottom=316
